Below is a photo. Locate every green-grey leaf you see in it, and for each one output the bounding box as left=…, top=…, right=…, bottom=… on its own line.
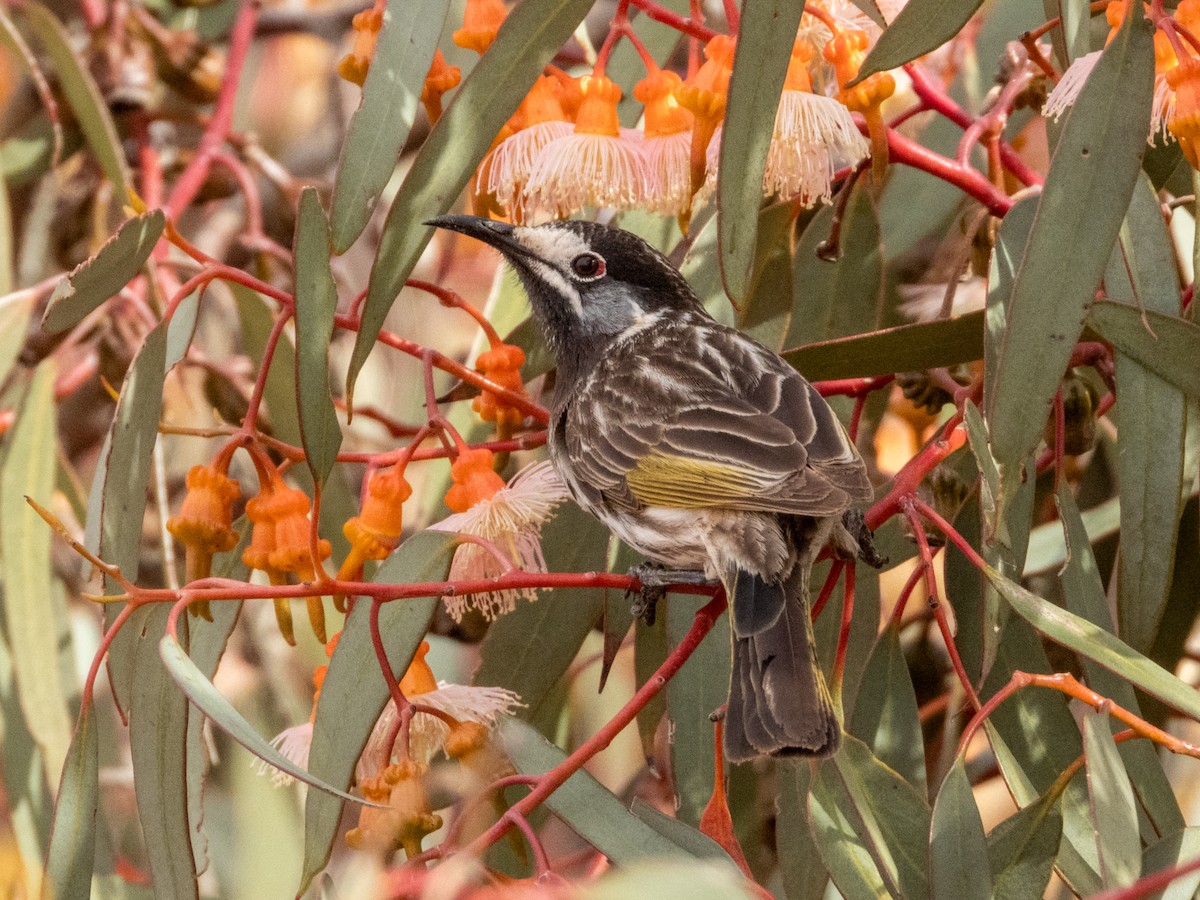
left=1142, top=828, right=1200, bottom=900
left=18, top=2, right=129, bottom=191
left=159, top=633, right=367, bottom=804
left=299, top=531, right=457, bottom=893
left=293, top=189, right=343, bottom=484
left=787, top=183, right=883, bottom=348
left=629, top=798, right=737, bottom=865
left=930, top=760, right=991, bottom=900
left=2, top=363, right=70, bottom=791
left=987, top=787, right=1063, bottom=900
left=42, top=212, right=165, bottom=334
left=131, top=608, right=197, bottom=900
left=1087, top=301, right=1200, bottom=397
left=856, top=0, right=985, bottom=82
left=474, top=504, right=608, bottom=722
left=1057, top=483, right=1184, bottom=840
left=783, top=309, right=983, bottom=380
left=329, top=0, right=451, bottom=252
left=848, top=627, right=925, bottom=795
left=776, top=760, right=829, bottom=900
left=985, top=565, right=1200, bottom=721
left=1083, top=711, right=1141, bottom=888
left=86, top=317, right=168, bottom=713
left=1103, top=174, right=1186, bottom=653
left=984, top=194, right=1038, bottom=402
left=667, top=598, right=730, bottom=826
left=43, top=703, right=99, bottom=900
left=501, top=718, right=711, bottom=865
left=809, top=734, right=931, bottom=899
left=987, top=3, right=1153, bottom=467
left=717, top=0, right=805, bottom=304
left=348, top=0, right=594, bottom=404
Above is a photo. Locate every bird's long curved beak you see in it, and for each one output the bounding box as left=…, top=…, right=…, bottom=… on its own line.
left=425, top=215, right=531, bottom=261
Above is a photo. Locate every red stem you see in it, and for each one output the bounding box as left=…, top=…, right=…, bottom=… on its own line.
left=465, top=592, right=728, bottom=854
left=166, top=0, right=262, bottom=218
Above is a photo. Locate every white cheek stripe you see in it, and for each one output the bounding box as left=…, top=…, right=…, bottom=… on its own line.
left=528, top=260, right=583, bottom=317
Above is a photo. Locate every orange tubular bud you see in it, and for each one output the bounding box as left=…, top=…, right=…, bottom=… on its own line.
left=823, top=29, right=895, bottom=113
left=345, top=761, right=442, bottom=858
left=472, top=343, right=527, bottom=427
left=676, top=35, right=737, bottom=195
left=421, top=50, right=461, bottom=123
left=572, top=74, right=623, bottom=137
left=453, top=0, right=507, bottom=55
left=244, top=475, right=331, bottom=644
left=337, top=2, right=384, bottom=87
left=636, top=69, right=693, bottom=139
left=343, top=466, right=412, bottom=563
left=399, top=640, right=438, bottom=696
left=168, top=462, right=241, bottom=620
left=1169, top=58, right=1200, bottom=168
left=444, top=448, right=507, bottom=513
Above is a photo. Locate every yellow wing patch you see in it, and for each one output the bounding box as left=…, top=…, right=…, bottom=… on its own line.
left=625, top=452, right=772, bottom=509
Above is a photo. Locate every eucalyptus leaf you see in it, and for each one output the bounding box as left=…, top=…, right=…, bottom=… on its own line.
left=929, top=760, right=991, bottom=900
left=1, top=363, right=70, bottom=792
left=856, top=0, right=985, bottom=80
left=501, top=718, right=710, bottom=865
left=1104, top=174, right=1186, bottom=653
left=848, top=627, right=925, bottom=795
left=293, top=189, right=343, bottom=485
left=1087, top=302, right=1200, bottom=397
left=132, top=609, right=197, bottom=900
left=987, top=787, right=1063, bottom=900
left=985, top=565, right=1200, bottom=721
left=330, top=0, right=451, bottom=252
left=987, top=3, right=1153, bottom=467
left=18, top=2, right=129, bottom=191
left=782, top=309, right=983, bottom=380
left=43, top=703, right=99, bottom=900
left=1083, top=711, right=1141, bottom=888
left=42, top=212, right=165, bottom=334
left=474, top=504, right=608, bottom=722
left=809, top=734, right=931, bottom=899
left=717, top=0, right=805, bottom=303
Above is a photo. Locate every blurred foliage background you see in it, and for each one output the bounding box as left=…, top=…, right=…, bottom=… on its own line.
left=0, top=0, right=1199, bottom=897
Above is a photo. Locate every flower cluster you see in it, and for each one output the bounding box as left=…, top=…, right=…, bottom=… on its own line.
left=470, top=1, right=898, bottom=223
left=1044, top=0, right=1200, bottom=161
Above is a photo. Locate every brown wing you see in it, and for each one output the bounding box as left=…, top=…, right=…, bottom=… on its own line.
left=564, top=314, right=872, bottom=516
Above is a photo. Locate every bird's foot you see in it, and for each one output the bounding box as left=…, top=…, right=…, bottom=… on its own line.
left=841, top=509, right=887, bottom=569
left=625, top=563, right=714, bottom=626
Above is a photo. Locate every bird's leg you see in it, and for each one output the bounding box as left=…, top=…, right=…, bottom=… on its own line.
left=839, top=509, right=887, bottom=569
left=625, top=562, right=715, bottom=626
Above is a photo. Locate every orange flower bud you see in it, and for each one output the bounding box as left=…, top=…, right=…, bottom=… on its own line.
left=400, top=641, right=438, bottom=696
left=636, top=69, right=693, bottom=139
left=337, top=2, right=384, bottom=87
left=471, top=343, right=527, bottom=427
left=453, top=0, right=507, bottom=55
left=421, top=49, right=461, bottom=123
left=346, top=760, right=442, bottom=858
left=168, top=462, right=241, bottom=620
left=572, top=74, right=623, bottom=137
left=168, top=464, right=241, bottom=558
left=1169, top=58, right=1200, bottom=168
left=244, top=475, right=331, bottom=644
left=444, top=448, right=506, bottom=513
left=676, top=35, right=736, bottom=122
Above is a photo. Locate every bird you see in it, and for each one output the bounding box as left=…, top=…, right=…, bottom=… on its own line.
left=427, top=214, right=877, bottom=762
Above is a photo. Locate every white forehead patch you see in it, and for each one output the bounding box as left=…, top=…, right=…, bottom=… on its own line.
left=513, top=226, right=593, bottom=269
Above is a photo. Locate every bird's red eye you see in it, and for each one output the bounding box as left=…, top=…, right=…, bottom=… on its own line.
left=570, top=253, right=605, bottom=280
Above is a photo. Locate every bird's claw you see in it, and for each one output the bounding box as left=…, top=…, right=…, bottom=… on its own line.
left=842, top=509, right=887, bottom=569
left=625, top=563, right=712, bottom=626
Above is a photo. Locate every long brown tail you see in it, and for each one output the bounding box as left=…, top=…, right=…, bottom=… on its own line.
left=723, top=566, right=841, bottom=763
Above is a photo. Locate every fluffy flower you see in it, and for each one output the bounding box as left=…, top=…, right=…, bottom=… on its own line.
left=524, top=75, right=648, bottom=218
left=260, top=722, right=314, bottom=788
left=428, top=460, right=569, bottom=620
left=768, top=91, right=870, bottom=203
left=636, top=69, right=694, bottom=216
left=360, top=682, right=524, bottom=778
left=483, top=75, right=573, bottom=221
